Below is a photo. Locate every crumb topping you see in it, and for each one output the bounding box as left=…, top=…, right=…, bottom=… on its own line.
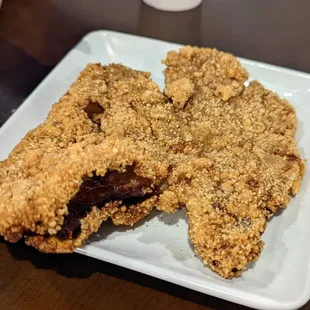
left=0, top=47, right=304, bottom=278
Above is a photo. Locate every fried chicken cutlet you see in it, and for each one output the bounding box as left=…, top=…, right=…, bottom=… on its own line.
left=0, top=58, right=248, bottom=255
left=0, top=47, right=304, bottom=279
left=162, top=46, right=305, bottom=278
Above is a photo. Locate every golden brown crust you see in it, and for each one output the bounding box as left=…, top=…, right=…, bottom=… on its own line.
left=0, top=64, right=170, bottom=251
left=25, top=207, right=108, bottom=253
left=163, top=46, right=249, bottom=102
left=0, top=137, right=163, bottom=239
left=25, top=197, right=156, bottom=253
left=162, top=46, right=304, bottom=278
left=0, top=47, right=305, bottom=279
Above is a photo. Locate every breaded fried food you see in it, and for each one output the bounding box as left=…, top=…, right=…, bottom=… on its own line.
left=162, top=46, right=305, bottom=278
left=0, top=64, right=171, bottom=253
left=0, top=46, right=305, bottom=279
left=163, top=46, right=248, bottom=103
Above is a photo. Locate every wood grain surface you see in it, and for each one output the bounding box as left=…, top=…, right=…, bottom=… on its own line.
left=0, top=1, right=309, bottom=309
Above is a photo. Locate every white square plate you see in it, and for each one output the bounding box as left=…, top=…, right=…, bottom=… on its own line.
left=0, top=31, right=309, bottom=310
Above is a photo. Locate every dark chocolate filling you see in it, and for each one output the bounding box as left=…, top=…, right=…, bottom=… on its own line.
left=57, top=166, right=156, bottom=239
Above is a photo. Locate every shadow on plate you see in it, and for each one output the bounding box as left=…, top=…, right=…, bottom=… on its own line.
left=85, top=210, right=160, bottom=242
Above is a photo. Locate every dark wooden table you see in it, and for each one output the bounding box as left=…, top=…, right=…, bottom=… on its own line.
left=0, top=1, right=309, bottom=309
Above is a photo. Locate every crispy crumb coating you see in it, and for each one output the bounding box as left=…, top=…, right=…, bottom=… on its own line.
left=162, top=46, right=304, bottom=278
left=0, top=46, right=305, bottom=278
left=0, top=64, right=171, bottom=252
left=0, top=136, right=165, bottom=241
left=163, top=46, right=249, bottom=102
left=25, top=196, right=158, bottom=253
